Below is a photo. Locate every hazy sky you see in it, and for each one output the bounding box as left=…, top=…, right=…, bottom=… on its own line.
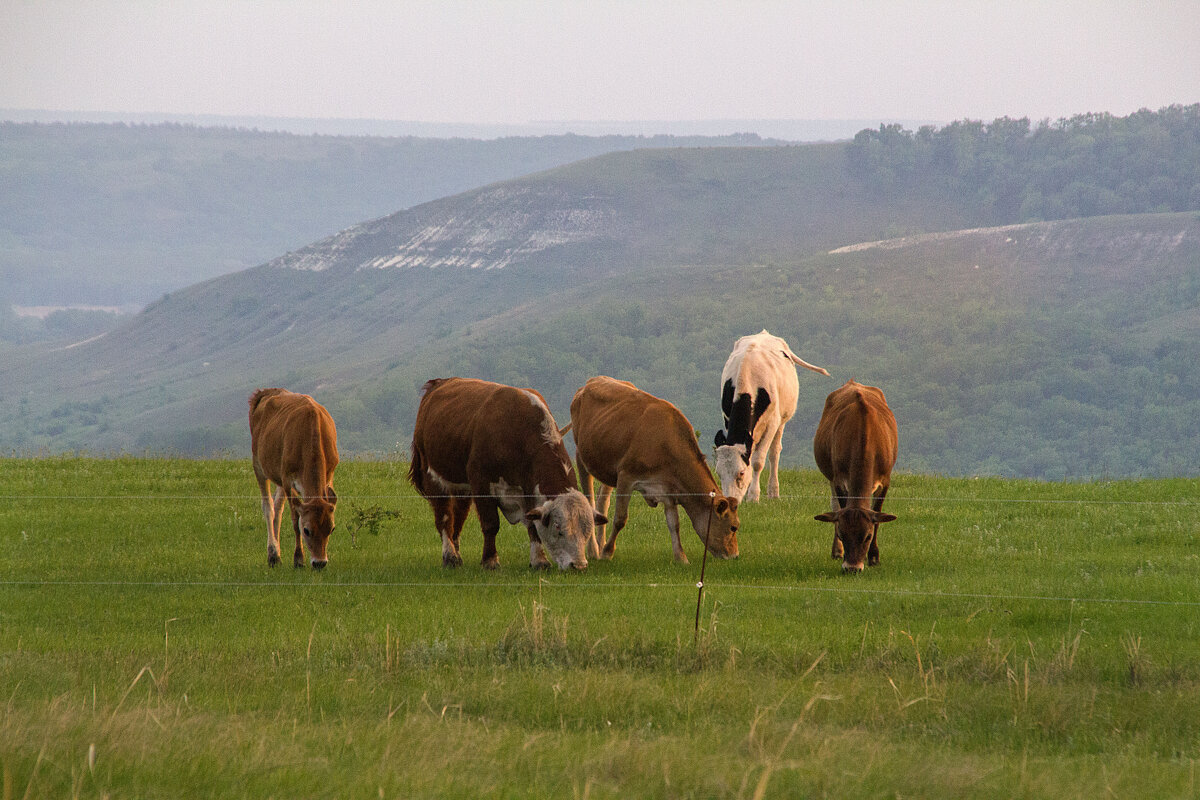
left=4, top=0, right=1199, bottom=126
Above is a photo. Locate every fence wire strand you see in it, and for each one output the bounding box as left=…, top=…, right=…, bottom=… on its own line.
left=2, top=578, right=1199, bottom=609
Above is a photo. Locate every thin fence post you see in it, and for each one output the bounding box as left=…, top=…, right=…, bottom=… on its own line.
left=693, top=491, right=716, bottom=647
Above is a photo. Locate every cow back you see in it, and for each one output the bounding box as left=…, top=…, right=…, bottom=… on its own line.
left=719, top=333, right=801, bottom=443
left=571, top=376, right=715, bottom=491
left=410, top=378, right=575, bottom=496
left=249, top=388, right=339, bottom=492
left=813, top=381, right=897, bottom=491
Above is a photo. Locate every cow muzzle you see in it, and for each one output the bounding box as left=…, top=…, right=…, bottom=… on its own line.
left=311, top=559, right=328, bottom=570
left=842, top=561, right=864, bottom=574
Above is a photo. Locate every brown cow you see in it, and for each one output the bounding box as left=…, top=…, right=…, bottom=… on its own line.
left=408, top=377, right=606, bottom=571
left=812, top=380, right=898, bottom=573
left=569, top=376, right=739, bottom=563
left=249, top=388, right=339, bottom=569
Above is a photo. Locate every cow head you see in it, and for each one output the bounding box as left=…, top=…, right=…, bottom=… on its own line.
left=298, top=488, right=337, bottom=569
left=814, top=507, right=896, bottom=573
left=699, top=495, right=740, bottom=559
left=525, top=489, right=607, bottom=571
left=712, top=441, right=753, bottom=502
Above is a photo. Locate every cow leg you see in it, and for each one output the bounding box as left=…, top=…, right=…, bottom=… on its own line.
left=829, top=490, right=844, bottom=560
left=600, top=476, right=634, bottom=560
left=766, top=425, right=785, bottom=499
left=430, top=495, right=463, bottom=568
left=525, top=523, right=551, bottom=570
left=746, top=428, right=772, bottom=503
left=869, top=485, right=889, bottom=567
left=664, top=500, right=689, bottom=564
left=288, top=495, right=305, bottom=568
left=271, top=485, right=288, bottom=565
left=257, top=473, right=283, bottom=567
left=592, top=483, right=614, bottom=559
left=577, top=459, right=601, bottom=559
left=475, top=497, right=503, bottom=570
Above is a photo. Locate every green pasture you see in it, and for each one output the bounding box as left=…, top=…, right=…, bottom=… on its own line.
left=2, top=457, right=1199, bottom=798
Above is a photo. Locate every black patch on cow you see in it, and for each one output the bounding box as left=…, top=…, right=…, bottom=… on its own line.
left=718, top=381, right=774, bottom=466
left=753, top=388, right=772, bottom=434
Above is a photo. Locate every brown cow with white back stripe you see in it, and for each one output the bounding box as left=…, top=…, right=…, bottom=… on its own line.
left=249, top=388, right=339, bottom=569
left=812, top=380, right=897, bottom=573
left=409, top=377, right=606, bottom=571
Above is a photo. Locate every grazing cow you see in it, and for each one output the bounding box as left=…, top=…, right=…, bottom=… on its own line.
left=249, top=388, right=339, bottom=569
left=408, top=377, right=605, bottom=571
left=570, top=376, right=739, bottom=563
left=714, top=330, right=829, bottom=502
left=812, top=380, right=898, bottom=573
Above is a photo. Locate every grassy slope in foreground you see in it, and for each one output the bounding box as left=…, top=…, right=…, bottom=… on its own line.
left=1, top=458, right=1199, bottom=798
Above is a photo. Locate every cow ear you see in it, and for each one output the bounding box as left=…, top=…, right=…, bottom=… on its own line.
left=739, top=446, right=750, bottom=465
left=525, top=507, right=545, bottom=522
left=814, top=512, right=838, bottom=523
left=874, top=512, right=897, bottom=524
left=593, top=511, right=608, bottom=525
left=715, top=498, right=729, bottom=515
left=714, top=430, right=726, bottom=447
left=728, top=497, right=739, bottom=512
left=326, top=486, right=337, bottom=504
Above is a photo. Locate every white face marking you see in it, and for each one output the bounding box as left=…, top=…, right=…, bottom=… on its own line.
left=526, top=489, right=593, bottom=571
left=713, top=444, right=752, bottom=501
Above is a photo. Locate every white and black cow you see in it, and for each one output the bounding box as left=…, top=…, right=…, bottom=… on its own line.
left=713, top=330, right=830, bottom=502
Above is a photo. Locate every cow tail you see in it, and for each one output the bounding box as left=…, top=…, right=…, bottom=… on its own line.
left=558, top=422, right=573, bottom=437
left=407, top=443, right=425, bottom=492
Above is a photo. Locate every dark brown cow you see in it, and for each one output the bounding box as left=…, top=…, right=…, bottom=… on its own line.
left=408, top=377, right=605, bottom=571
left=249, top=388, right=339, bottom=569
left=812, top=380, right=898, bottom=573
left=569, top=376, right=739, bottom=563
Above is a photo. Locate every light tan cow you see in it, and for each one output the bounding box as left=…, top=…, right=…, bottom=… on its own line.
left=569, top=376, right=739, bottom=563
left=812, top=380, right=898, bottom=573
left=249, top=388, right=339, bottom=569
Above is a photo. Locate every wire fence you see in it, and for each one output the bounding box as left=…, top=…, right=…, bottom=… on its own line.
left=3, top=484, right=1197, bottom=611
left=2, top=491, right=1199, bottom=505
left=2, top=578, right=1199, bottom=609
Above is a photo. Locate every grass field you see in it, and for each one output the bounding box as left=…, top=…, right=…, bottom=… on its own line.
left=2, top=457, right=1199, bottom=798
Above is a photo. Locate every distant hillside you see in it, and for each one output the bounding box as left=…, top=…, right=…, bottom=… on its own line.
left=0, top=122, right=778, bottom=309
left=0, top=134, right=1197, bottom=479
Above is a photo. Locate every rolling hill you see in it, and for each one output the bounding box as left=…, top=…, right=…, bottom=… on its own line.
left=0, top=121, right=779, bottom=309
left=1, top=140, right=1198, bottom=479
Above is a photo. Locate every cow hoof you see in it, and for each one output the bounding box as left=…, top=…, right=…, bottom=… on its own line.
left=267, top=552, right=281, bottom=567
left=483, top=559, right=501, bottom=571
left=442, top=554, right=463, bottom=568
left=673, top=553, right=691, bottom=565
